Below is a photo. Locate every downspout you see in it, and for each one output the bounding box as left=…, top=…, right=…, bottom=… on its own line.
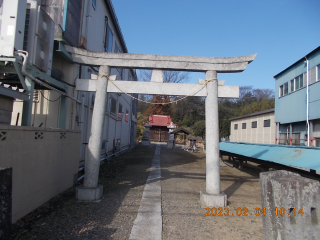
left=305, top=57, right=310, bottom=146
left=15, top=51, right=80, bottom=103
left=62, top=0, right=69, bottom=31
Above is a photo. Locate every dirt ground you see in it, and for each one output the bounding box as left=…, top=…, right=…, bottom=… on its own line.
left=11, top=144, right=263, bottom=240
left=160, top=146, right=263, bottom=240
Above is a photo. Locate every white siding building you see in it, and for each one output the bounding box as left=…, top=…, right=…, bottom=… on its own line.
left=0, top=0, right=138, bottom=222
left=9, top=0, right=138, bottom=166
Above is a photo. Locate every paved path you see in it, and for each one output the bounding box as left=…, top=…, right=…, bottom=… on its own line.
left=129, top=144, right=162, bottom=240
left=130, top=143, right=263, bottom=240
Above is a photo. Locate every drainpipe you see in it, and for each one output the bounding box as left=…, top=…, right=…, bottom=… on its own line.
left=15, top=51, right=80, bottom=103
left=305, top=57, right=310, bottom=146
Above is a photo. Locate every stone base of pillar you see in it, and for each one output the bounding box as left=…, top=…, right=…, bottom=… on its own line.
left=141, top=139, right=150, bottom=146
left=76, top=184, right=103, bottom=201
left=167, top=140, right=174, bottom=149
left=200, top=190, right=227, bottom=208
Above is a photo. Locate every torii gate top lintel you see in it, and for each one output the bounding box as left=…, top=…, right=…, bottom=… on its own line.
left=65, top=45, right=257, bottom=73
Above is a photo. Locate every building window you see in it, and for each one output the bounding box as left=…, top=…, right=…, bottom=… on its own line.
left=279, top=82, right=289, bottom=96
left=242, top=123, right=246, bottom=129
left=252, top=121, right=257, bottom=128
left=290, top=79, right=294, bottom=92
left=104, top=17, right=108, bottom=52
left=283, top=82, right=288, bottom=95
left=279, top=85, right=283, bottom=97
left=111, top=98, right=117, bottom=115
left=303, top=72, right=307, bottom=87
left=310, top=66, right=317, bottom=84
left=108, top=28, right=113, bottom=52
left=92, top=0, right=96, bottom=9
left=114, top=42, right=121, bottom=53
left=118, top=104, right=123, bottom=118
left=264, top=119, right=270, bottom=127
left=125, top=109, right=129, bottom=122
left=234, top=124, right=238, bottom=130
left=318, top=65, right=320, bottom=81
left=104, top=17, right=113, bottom=52
left=294, top=74, right=303, bottom=91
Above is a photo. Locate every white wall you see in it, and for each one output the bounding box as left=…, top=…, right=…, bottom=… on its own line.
left=230, top=112, right=275, bottom=144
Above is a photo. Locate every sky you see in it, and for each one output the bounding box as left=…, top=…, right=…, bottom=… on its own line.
left=112, top=0, right=320, bottom=91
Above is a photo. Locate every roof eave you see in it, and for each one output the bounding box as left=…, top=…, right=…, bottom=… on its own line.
left=105, top=0, right=128, bottom=53
left=273, top=46, right=320, bottom=79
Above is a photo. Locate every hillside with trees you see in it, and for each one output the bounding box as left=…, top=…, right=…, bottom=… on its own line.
left=136, top=70, right=274, bottom=140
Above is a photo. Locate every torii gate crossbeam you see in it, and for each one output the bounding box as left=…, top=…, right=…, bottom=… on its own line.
left=67, top=46, right=257, bottom=207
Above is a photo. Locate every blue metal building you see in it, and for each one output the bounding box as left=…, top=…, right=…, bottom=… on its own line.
left=274, top=46, right=320, bottom=147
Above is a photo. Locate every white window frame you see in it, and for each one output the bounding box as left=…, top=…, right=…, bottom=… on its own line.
left=290, top=79, right=294, bottom=92
left=279, top=85, right=283, bottom=97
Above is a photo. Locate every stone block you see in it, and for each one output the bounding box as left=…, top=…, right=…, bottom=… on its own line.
left=260, top=170, right=320, bottom=240
left=141, top=139, right=150, bottom=146
left=200, top=190, right=227, bottom=208
left=0, top=167, right=12, bottom=240
left=167, top=141, right=174, bottom=149
left=76, top=184, right=103, bottom=201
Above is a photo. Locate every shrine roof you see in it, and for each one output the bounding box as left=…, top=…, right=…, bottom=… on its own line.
left=172, top=128, right=191, bottom=135
left=148, top=115, right=178, bottom=127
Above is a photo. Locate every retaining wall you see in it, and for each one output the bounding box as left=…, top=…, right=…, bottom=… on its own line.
left=0, top=125, right=80, bottom=223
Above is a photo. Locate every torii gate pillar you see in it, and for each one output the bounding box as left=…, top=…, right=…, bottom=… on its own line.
left=76, top=65, right=110, bottom=201
left=65, top=45, right=257, bottom=205
left=200, top=70, right=227, bottom=207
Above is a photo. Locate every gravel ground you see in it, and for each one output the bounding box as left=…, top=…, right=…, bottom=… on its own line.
left=11, top=143, right=263, bottom=240
left=11, top=145, right=155, bottom=240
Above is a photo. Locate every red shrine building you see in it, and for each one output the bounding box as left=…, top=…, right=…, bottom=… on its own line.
left=144, top=115, right=177, bottom=142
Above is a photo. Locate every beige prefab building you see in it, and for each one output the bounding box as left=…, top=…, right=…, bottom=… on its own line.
left=230, top=109, right=275, bottom=144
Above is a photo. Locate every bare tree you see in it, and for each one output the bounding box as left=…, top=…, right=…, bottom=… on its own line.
left=138, top=70, right=190, bottom=83
left=137, top=70, right=190, bottom=116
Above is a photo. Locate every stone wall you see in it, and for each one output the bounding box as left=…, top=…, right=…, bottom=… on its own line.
left=0, top=125, right=80, bottom=223
left=260, top=170, right=320, bottom=239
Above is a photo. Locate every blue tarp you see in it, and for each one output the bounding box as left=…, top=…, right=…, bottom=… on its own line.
left=219, top=142, right=320, bottom=171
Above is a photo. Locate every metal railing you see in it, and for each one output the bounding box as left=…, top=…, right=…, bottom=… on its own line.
left=275, top=137, right=319, bottom=147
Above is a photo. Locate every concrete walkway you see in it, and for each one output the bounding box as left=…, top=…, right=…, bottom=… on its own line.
left=129, top=144, right=162, bottom=240
left=131, top=143, right=263, bottom=240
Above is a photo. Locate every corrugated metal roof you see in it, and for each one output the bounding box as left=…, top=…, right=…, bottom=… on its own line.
left=229, top=108, right=274, bottom=121
left=219, top=142, right=320, bottom=171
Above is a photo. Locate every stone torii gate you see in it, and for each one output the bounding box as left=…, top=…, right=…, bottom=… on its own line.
left=66, top=45, right=256, bottom=207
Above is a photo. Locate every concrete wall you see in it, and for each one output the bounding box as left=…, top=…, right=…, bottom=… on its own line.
left=230, top=111, right=275, bottom=144
left=0, top=125, right=80, bottom=223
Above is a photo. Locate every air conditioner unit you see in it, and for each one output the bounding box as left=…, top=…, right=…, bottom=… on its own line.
left=0, top=0, right=27, bottom=57
left=24, top=1, right=54, bottom=75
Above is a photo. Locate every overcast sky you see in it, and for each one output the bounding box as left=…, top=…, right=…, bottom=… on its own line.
left=112, top=0, right=320, bottom=90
